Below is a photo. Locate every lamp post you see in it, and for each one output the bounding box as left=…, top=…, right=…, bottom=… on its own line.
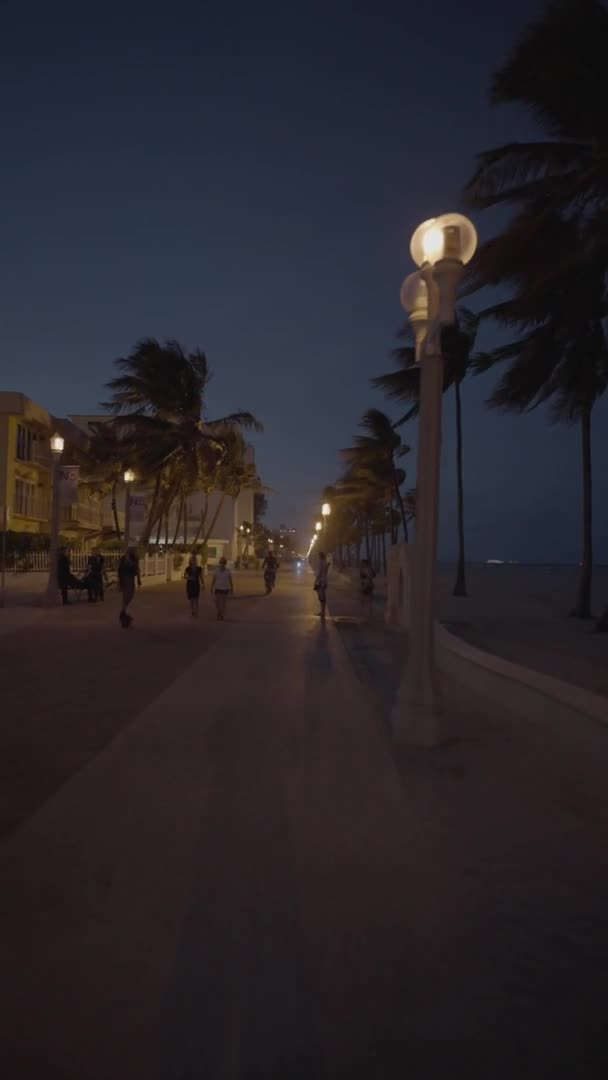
left=321, top=503, right=330, bottom=545
left=393, top=213, right=477, bottom=746
left=315, top=521, right=322, bottom=533
left=123, top=468, right=135, bottom=548
left=45, top=432, right=65, bottom=605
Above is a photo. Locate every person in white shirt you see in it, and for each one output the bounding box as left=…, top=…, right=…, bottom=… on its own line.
left=211, top=557, right=233, bottom=621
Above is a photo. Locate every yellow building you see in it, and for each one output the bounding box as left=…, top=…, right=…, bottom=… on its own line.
left=0, top=392, right=102, bottom=542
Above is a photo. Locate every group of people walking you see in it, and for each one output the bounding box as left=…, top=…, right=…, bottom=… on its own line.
left=183, top=555, right=233, bottom=620
left=57, top=546, right=375, bottom=626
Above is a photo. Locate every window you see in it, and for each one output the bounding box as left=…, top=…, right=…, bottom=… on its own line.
left=14, top=479, right=36, bottom=517
left=16, top=424, right=32, bottom=462
left=207, top=546, right=217, bottom=559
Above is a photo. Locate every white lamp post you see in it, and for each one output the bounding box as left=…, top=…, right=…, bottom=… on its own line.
left=123, top=468, right=135, bottom=547
left=393, top=213, right=477, bottom=746
left=45, top=432, right=65, bottom=605
left=321, top=503, right=331, bottom=545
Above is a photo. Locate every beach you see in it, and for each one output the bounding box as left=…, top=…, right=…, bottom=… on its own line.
left=438, top=563, right=608, bottom=699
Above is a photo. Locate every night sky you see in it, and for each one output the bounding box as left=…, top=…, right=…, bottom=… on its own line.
left=2, top=0, right=606, bottom=562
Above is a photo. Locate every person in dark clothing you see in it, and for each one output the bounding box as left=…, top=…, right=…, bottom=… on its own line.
left=184, top=554, right=204, bottom=617
left=57, top=547, right=72, bottom=605
left=86, top=549, right=105, bottom=603
left=118, top=547, right=141, bottom=628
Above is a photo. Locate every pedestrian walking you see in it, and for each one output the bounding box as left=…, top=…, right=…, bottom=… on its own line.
left=118, top=547, right=141, bottom=628
left=184, top=554, right=204, bottom=617
left=57, top=547, right=74, bottom=605
left=86, top=549, right=105, bottom=603
left=211, top=557, right=233, bottom=621
left=314, top=551, right=330, bottom=619
left=359, top=558, right=376, bottom=620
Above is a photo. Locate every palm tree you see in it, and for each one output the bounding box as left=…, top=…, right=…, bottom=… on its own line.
left=84, top=422, right=132, bottom=541
left=464, top=0, right=608, bottom=280
left=342, top=409, right=411, bottom=542
left=470, top=215, right=608, bottom=617
left=373, top=310, right=479, bottom=595
left=463, top=1, right=608, bottom=618
left=103, top=338, right=261, bottom=544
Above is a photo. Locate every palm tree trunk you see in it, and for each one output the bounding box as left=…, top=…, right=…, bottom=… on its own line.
left=392, top=471, right=409, bottom=543
left=202, top=492, right=226, bottom=547
left=141, top=473, right=162, bottom=546
left=364, top=518, right=371, bottom=563
left=381, top=529, right=387, bottom=576
left=171, top=495, right=184, bottom=546
left=111, top=480, right=121, bottom=542
left=190, top=496, right=209, bottom=550
left=183, top=501, right=188, bottom=547
left=574, top=404, right=593, bottom=618
left=453, top=380, right=467, bottom=597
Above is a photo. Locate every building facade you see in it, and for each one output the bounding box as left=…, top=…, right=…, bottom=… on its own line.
left=0, top=393, right=102, bottom=543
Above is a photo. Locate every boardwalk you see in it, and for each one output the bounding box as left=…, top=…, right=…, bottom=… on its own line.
left=1, top=568, right=608, bottom=1078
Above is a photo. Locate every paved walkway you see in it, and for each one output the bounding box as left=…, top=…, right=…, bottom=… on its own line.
left=1, top=570, right=608, bottom=1077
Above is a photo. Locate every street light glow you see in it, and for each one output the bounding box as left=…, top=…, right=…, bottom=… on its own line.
left=124, top=468, right=136, bottom=484
left=315, top=521, right=322, bottom=531
left=50, top=432, right=64, bottom=456
left=410, top=213, right=477, bottom=269
left=322, top=503, right=331, bottom=517
left=421, top=226, right=444, bottom=263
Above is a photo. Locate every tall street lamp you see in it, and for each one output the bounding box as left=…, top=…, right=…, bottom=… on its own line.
left=45, top=432, right=65, bottom=605
left=393, top=213, right=477, bottom=747
left=321, top=502, right=331, bottom=545
left=123, top=468, right=135, bottom=547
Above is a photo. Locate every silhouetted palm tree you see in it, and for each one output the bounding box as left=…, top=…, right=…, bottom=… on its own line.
left=343, top=409, right=411, bottom=542
left=471, top=215, right=608, bottom=618
left=103, top=338, right=261, bottom=544
left=463, top=0, right=608, bottom=618
left=464, top=0, right=608, bottom=284
left=373, top=311, right=479, bottom=595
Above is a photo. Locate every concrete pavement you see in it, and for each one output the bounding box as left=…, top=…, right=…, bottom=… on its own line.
left=1, top=569, right=608, bottom=1077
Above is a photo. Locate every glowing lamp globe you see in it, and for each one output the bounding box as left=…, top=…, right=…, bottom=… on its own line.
left=123, top=468, right=136, bottom=484
left=50, top=432, right=65, bottom=456
left=410, top=213, right=477, bottom=268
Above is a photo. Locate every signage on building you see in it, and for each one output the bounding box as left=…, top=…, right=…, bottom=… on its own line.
left=59, top=466, right=80, bottom=505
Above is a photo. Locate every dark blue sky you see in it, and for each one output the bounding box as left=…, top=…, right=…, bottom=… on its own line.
left=2, top=0, right=606, bottom=561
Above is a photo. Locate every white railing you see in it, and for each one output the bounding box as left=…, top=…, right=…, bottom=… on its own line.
left=5, top=549, right=168, bottom=578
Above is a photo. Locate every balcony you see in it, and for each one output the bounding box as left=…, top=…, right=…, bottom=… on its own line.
left=60, top=500, right=103, bottom=531
left=32, top=443, right=51, bottom=469
left=13, top=494, right=49, bottom=522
